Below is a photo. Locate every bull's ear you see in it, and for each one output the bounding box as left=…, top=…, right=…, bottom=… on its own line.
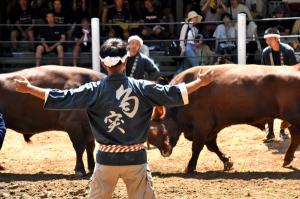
left=152, top=106, right=166, bottom=121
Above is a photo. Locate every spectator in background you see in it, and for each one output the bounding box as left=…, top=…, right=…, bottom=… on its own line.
left=140, top=0, right=162, bottom=40
left=284, top=0, right=300, bottom=17
left=35, top=11, right=65, bottom=66
left=228, top=0, right=253, bottom=21
left=52, top=0, right=71, bottom=39
left=127, top=0, right=144, bottom=21
left=31, top=0, right=51, bottom=22
left=53, top=0, right=69, bottom=25
left=179, top=11, right=203, bottom=68
left=244, top=0, right=267, bottom=18
left=126, top=35, right=161, bottom=81
left=161, top=6, right=175, bottom=36
left=6, top=0, right=18, bottom=23
left=213, top=13, right=236, bottom=62
left=261, top=27, right=298, bottom=142
left=184, top=0, right=202, bottom=17
left=100, top=0, right=116, bottom=29
left=291, top=18, right=300, bottom=35
left=106, top=0, right=131, bottom=39
left=245, top=17, right=261, bottom=64
left=72, top=0, right=89, bottom=24
left=194, top=34, right=212, bottom=65
left=288, top=37, right=300, bottom=63
left=200, top=0, right=228, bottom=40
left=72, top=17, right=91, bottom=66
left=10, top=0, right=35, bottom=51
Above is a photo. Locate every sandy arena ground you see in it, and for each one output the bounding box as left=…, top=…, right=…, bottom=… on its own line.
left=0, top=120, right=299, bottom=199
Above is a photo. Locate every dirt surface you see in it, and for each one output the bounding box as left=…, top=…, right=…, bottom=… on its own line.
left=0, top=120, right=300, bottom=199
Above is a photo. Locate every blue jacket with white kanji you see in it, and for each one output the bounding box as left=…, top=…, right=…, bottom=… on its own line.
left=44, top=73, right=188, bottom=165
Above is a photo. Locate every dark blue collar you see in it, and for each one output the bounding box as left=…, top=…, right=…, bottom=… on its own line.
left=107, top=73, right=127, bottom=81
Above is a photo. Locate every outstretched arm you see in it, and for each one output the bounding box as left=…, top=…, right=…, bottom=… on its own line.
left=15, top=76, right=101, bottom=110
left=14, top=77, right=47, bottom=100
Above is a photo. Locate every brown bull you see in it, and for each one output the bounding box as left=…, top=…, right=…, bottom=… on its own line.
left=0, top=65, right=105, bottom=176
left=149, top=64, right=300, bottom=173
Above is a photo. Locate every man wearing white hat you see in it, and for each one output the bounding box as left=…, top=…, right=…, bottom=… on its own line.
left=261, top=27, right=298, bottom=142
left=179, top=10, right=203, bottom=67
left=126, top=35, right=161, bottom=81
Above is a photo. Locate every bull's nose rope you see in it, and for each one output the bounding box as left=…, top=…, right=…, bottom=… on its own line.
left=99, top=143, right=145, bottom=152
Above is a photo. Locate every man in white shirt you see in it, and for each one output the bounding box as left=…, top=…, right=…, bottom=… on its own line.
left=228, top=0, right=253, bottom=21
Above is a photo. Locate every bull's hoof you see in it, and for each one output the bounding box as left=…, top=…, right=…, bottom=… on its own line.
left=75, top=170, right=87, bottom=177
left=283, top=156, right=295, bottom=167
left=223, top=161, right=233, bottom=171
left=184, top=166, right=196, bottom=174
left=282, top=161, right=291, bottom=167
left=0, top=164, right=5, bottom=170
left=283, top=159, right=293, bottom=167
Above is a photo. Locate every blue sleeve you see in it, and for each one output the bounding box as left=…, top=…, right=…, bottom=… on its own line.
left=287, top=49, right=298, bottom=65
left=44, top=81, right=102, bottom=110
left=0, top=113, right=6, bottom=150
left=139, top=81, right=188, bottom=107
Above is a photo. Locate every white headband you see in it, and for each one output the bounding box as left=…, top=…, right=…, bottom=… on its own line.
left=99, top=54, right=128, bottom=67
left=264, top=34, right=280, bottom=39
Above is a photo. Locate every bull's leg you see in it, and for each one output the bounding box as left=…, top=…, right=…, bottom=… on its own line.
left=185, top=130, right=206, bottom=173
left=85, top=139, right=95, bottom=174
left=206, top=137, right=233, bottom=171
left=59, top=112, right=88, bottom=176
left=283, top=126, right=300, bottom=167
left=67, top=131, right=86, bottom=177
left=185, top=141, right=205, bottom=173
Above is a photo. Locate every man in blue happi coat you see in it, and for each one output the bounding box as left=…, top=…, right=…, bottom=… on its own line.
left=14, top=38, right=214, bottom=199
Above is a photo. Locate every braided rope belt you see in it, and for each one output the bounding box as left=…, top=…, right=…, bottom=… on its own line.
left=99, top=143, right=145, bottom=152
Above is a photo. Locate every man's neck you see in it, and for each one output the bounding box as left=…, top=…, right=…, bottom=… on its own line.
left=129, top=51, right=138, bottom=57
left=108, top=71, right=124, bottom=76
left=272, top=43, right=280, bottom=51
left=106, top=63, right=126, bottom=75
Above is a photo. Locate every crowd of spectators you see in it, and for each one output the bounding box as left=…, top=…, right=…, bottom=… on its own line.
left=0, top=0, right=299, bottom=67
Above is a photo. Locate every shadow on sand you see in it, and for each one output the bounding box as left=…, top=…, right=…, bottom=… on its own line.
left=0, top=172, right=91, bottom=183
left=153, top=167, right=300, bottom=180
left=263, top=138, right=300, bottom=155
left=1, top=168, right=299, bottom=182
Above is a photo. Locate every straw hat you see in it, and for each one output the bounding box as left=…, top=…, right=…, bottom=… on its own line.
left=186, top=11, right=203, bottom=22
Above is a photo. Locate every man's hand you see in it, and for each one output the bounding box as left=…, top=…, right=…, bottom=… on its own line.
left=186, top=69, right=215, bottom=94
left=14, top=76, right=47, bottom=100
left=14, top=76, right=32, bottom=93
left=197, top=69, right=214, bottom=87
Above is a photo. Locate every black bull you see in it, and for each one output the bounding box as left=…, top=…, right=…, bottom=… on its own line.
left=0, top=65, right=105, bottom=176
left=150, top=64, right=300, bottom=173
